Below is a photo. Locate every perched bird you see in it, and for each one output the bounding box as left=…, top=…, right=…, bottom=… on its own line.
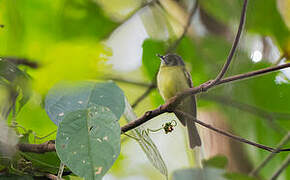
left=157, top=53, right=201, bottom=148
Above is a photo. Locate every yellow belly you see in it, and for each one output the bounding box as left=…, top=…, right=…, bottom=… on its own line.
left=157, top=66, right=190, bottom=101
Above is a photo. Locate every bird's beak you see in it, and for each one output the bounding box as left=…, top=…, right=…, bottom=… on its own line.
left=156, top=54, right=167, bottom=64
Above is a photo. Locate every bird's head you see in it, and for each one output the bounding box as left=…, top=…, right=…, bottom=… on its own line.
left=157, top=53, right=185, bottom=66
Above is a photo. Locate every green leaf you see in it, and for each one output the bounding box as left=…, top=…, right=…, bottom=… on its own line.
left=202, top=155, right=228, bottom=169
left=123, top=99, right=168, bottom=178
left=56, top=107, right=121, bottom=180
left=142, top=39, right=167, bottom=80
left=19, top=152, right=61, bottom=174
left=45, top=81, right=125, bottom=126
left=172, top=168, right=226, bottom=180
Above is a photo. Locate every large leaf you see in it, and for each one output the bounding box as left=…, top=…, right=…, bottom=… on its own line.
left=56, top=107, right=121, bottom=180
left=123, top=99, right=168, bottom=178
left=45, top=81, right=125, bottom=126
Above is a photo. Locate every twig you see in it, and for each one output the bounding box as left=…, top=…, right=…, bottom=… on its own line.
left=57, top=162, right=65, bottom=180
left=270, top=154, right=290, bottom=180
left=2, top=57, right=38, bottom=68
left=274, top=54, right=285, bottom=65
left=17, top=140, right=55, bottom=153
left=132, top=83, right=156, bottom=108
left=121, top=63, right=290, bottom=133
left=46, top=173, right=63, bottom=180
left=166, top=0, right=199, bottom=53
left=200, top=94, right=288, bottom=133
left=174, top=110, right=290, bottom=153
left=250, top=132, right=290, bottom=176
left=103, top=76, right=152, bottom=87
left=208, top=0, right=248, bottom=87
left=217, top=63, right=290, bottom=86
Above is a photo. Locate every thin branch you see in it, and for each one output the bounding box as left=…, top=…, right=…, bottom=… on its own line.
left=210, top=0, right=248, bottom=85
left=166, top=0, right=199, bottom=53
left=200, top=94, right=288, bottom=133
left=132, top=83, right=156, bottom=108
left=250, top=132, right=290, bottom=176
left=270, top=154, right=290, bottom=180
left=121, top=63, right=290, bottom=133
left=17, top=140, right=55, bottom=153
left=3, top=57, right=38, bottom=68
left=175, top=110, right=290, bottom=153
left=274, top=54, right=285, bottom=65
left=103, top=76, right=152, bottom=87
left=46, top=173, right=62, bottom=180
left=217, top=63, right=290, bottom=86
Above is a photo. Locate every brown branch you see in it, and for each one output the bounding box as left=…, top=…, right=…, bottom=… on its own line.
left=209, top=0, right=248, bottom=87
left=103, top=76, right=152, bottom=87
left=174, top=110, right=290, bottom=153
left=217, top=63, right=290, bottom=86
left=200, top=94, right=288, bottom=133
left=121, top=63, right=290, bottom=133
left=270, top=154, right=290, bottom=180
left=17, top=140, right=55, bottom=153
left=132, top=83, right=156, bottom=108
left=250, top=132, right=290, bottom=176
left=46, top=173, right=63, bottom=180
left=3, top=57, right=39, bottom=68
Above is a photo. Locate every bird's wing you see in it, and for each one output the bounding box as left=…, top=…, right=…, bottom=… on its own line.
left=182, top=66, right=194, bottom=88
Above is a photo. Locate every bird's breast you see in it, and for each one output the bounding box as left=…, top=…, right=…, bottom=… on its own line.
left=157, top=66, right=189, bottom=100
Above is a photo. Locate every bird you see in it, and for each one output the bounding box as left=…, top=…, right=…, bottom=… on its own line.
left=157, top=53, right=201, bottom=149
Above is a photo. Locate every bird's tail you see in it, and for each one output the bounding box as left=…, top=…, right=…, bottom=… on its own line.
left=186, top=119, right=201, bottom=149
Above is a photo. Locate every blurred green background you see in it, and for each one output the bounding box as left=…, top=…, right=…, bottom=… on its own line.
left=0, top=0, right=289, bottom=179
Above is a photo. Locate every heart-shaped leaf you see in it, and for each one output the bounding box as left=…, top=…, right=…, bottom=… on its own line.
left=56, top=107, right=121, bottom=180
left=45, top=81, right=125, bottom=126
